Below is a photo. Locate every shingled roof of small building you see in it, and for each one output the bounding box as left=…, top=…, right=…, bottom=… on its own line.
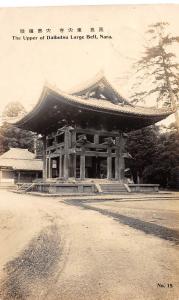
left=0, top=148, right=43, bottom=171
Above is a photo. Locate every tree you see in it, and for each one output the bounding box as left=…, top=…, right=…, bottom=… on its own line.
left=131, top=22, right=179, bottom=129
left=127, top=124, right=179, bottom=188
left=155, top=124, right=179, bottom=187
left=2, top=101, right=26, bottom=119
left=127, top=126, right=160, bottom=184
left=0, top=123, right=35, bottom=154
left=0, top=102, right=35, bottom=154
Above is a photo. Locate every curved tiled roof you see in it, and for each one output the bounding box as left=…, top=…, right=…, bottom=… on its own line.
left=48, top=86, right=171, bottom=117
left=13, top=74, right=174, bottom=133
left=15, top=85, right=172, bottom=124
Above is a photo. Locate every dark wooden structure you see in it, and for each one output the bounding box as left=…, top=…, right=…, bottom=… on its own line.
left=40, top=127, right=127, bottom=181
left=14, top=73, right=172, bottom=192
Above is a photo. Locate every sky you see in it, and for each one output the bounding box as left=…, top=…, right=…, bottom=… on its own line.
left=0, top=4, right=179, bottom=124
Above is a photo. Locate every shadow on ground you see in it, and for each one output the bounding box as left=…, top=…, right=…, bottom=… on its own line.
left=0, top=224, right=62, bottom=300
left=64, top=199, right=179, bottom=245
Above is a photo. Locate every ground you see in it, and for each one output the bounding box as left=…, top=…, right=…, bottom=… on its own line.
left=0, top=190, right=178, bottom=300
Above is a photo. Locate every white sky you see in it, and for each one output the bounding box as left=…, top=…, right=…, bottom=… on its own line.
left=1, top=0, right=179, bottom=6
left=0, top=4, right=179, bottom=124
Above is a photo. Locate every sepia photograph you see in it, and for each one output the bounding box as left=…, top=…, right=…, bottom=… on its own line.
left=0, top=3, right=178, bottom=299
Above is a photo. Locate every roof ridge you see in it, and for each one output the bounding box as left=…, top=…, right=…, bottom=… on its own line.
left=68, top=71, right=104, bottom=94
left=100, top=76, right=133, bottom=106
left=9, top=147, right=30, bottom=151
left=0, top=157, right=38, bottom=160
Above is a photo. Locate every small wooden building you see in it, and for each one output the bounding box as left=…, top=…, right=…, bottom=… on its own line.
left=14, top=74, right=172, bottom=193
left=0, top=148, right=43, bottom=185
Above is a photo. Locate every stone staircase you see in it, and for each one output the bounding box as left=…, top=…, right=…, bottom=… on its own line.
left=99, top=183, right=129, bottom=194
left=16, top=183, right=35, bottom=193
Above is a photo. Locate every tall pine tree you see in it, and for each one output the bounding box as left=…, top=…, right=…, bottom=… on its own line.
left=131, top=22, right=179, bottom=129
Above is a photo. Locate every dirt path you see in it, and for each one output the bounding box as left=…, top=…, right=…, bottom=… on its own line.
left=0, top=190, right=178, bottom=300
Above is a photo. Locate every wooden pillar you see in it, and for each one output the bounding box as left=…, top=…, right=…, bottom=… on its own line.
left=59, top=154, right=62, bottom=178
left=119, top=134, right=125, bottom=182
left=45, top=158, right=48, bottom=179
left=115, top=137, right=120, bottom=180
left=71, top=130, right=76, bottom=178
left=94, top=134, right=99, bottom=144
left=80, top=148, right=85, bottom=180
left=73, top=154, right=76, bottom=178
left=48, top=156, right=52, bottom=179
left=119, top=155, right=125, bottom=181
left=46, top=158, right=49, bottom=178
left=71, top=130, right=76, bottom=147
left=63, top=128, right=70, bottom=180
left=42, top=136, right=47, bottom=180
left=64, top=155, right=69, bottom=179
left=18, top=171, right=21, bottom=183
left=115, top=134, right=126, bottom=182
left=115, top=154, right=120, bottom=180
left=107, top=148, right=112, bottom=180
left=137, top=173, right=140, bottom=184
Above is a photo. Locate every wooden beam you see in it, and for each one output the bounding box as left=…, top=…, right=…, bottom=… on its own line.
left=46, top=142, right=65, bottom=152
left=80, top=143, right=115, bottom=149
left=76, top=127, right=120, bottom=137
left=76, top=150, right=114, bottom=157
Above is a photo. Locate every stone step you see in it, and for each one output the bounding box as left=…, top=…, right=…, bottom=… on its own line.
left=100, top=183, right=128, bottom=194
left=100, top=186, right=126, bottom=190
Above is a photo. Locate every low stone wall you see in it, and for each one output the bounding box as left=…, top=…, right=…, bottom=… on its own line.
left=128, top=184, right=159, bottom=193
left=32, top=182, right=160, bottom=194
left=33, top=182, right=97, bottom=194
